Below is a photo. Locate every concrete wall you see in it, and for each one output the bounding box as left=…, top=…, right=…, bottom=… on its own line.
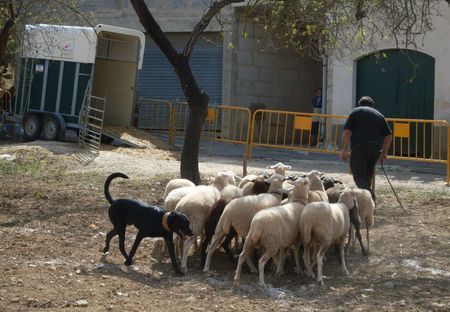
left=226, top=15, right=321, bottom=113
left=82, top=0, right=228, bottom=33
left=328, top=1, right=450, bottom=122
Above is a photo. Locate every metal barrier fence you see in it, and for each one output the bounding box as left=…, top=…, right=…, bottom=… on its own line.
left=248, top=109, right=348, bottom=158
left=136, top=99, right=449, bottom=184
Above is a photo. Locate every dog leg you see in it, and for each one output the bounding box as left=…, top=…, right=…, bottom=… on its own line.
left=103, top=228, right=118, bottom=254
left=117, top=227, right=128, bottom=262
left=165, top=234, right=183, bottom=276
left=125, top=232, right=144, bottom=266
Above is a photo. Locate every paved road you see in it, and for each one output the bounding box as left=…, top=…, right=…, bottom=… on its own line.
left=151, top=132, right=447, bottom=178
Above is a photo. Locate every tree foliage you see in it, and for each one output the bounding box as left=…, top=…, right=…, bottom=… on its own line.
left=243, top=0, right=443, bottom=59
left=0, top=0, right=90, bottom=70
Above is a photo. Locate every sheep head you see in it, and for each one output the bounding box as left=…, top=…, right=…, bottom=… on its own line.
left=265, top=174, right=285, bottom=193
left=338, top=189, right=358, bottom=211
left=286, top=177, right=310, bottom=204
left=267, top=162, right=292, bottom=176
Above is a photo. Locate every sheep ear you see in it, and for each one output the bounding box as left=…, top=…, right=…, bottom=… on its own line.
left=285, top=165, right=292, bottom=169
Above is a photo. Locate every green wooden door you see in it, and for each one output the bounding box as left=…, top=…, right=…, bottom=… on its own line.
left=356, top=49, right=435, bottom=157
left=356, top=49, right=435, bottom=119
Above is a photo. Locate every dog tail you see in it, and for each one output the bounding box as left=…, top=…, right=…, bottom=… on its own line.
left=104, top=172, right=129, bottom=205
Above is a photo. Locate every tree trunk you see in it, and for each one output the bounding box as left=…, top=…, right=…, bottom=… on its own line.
left=180, top=93, right=209, bottom=184
left=0, top=18, right=14, bottom=67
left=130, top=0, right=240, bottom=183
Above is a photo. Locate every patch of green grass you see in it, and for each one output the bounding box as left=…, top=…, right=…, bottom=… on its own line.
left=0, top=157, right=41, bottom=176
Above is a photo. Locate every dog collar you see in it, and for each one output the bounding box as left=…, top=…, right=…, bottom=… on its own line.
left=162, top=212, right=171, bottom=232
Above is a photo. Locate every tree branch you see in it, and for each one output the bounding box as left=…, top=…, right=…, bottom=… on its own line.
left=130, top=0, right=180, bottom=66
left=183, top=0, right=244, bottom=59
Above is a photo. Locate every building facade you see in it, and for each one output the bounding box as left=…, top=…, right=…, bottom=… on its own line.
left=327, top=1, right=450, bottom=123
left=78, top=0, right=321, bottom=115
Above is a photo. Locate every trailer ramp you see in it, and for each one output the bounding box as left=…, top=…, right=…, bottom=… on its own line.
left=78, top=95, right=106, bottom=152
left=101, top=125, right=159, bottom=149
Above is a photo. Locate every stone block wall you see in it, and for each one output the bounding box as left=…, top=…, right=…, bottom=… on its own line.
left=227, top=17, right=322, bottom=114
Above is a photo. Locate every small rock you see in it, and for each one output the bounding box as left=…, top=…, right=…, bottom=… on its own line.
left=308, top=283, right=317, bottom=288
left=10, top=298, right=20, bottom=303
left=363, top=288, right=374, bottom=292
left=361, top=294, right=368, bottom=298
left=432, top=303, right=445, bottom=308
left=384, top=281, right=394, bottom=289
left=300, top=285, right=307, bottom=291
left=399, top=300, right=406, bottom=306
left=75, top=269, right=82, bottom=274
left=75, top=299, right=88, bottom=307
left=410, top=286, right=421, bottom=291
left=329, top=287, right=337, bottom=291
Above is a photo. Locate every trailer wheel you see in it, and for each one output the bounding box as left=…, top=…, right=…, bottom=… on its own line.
left=22, top=113, right=43, bottom=141
left=42, top=115, right=62, bottom=141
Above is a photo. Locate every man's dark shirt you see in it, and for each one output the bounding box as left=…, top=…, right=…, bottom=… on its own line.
left=344, top=106, right=392, bottom=149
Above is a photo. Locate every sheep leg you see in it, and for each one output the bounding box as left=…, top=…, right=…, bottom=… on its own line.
left=303, top=243, right=315, bottom=278
left=350, top=207, right=367, bottom=256
left=274, top=249, right=285, bottom=276
left=203, top=232, right=225, bottom=273
left=181, top=235, right=196, bottom=273
left=366, top=228, right=370, bottom=254
left=316, top=244, right=328, bottom=286
left=200, top=232, right=212, bottom=268
left=233, top=235, right=240, bottom=253
left=339, top=239, right=350, bottom=276
left=354, top=224, right=367, bottom=256
left=245, top=252, right=258, bottom=274
left=222, top=233, right=236, bottom=263
left=292, top=243, right=303, bottom=274
left=258, top=251, right=272, bottom=288
left=234, top=244, right=253, bottom=288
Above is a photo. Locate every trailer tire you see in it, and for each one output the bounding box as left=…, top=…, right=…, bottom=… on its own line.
left=22, top=113, right=43, bottom=141
left=42, top=115, right=62, bottom=141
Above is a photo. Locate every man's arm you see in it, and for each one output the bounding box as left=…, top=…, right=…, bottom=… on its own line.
left=339, top=129, right=352, bottom=161
left=380, top=134, right=392, bottom=165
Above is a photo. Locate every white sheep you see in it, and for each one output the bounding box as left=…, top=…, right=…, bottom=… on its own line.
left=267, top=162, right=292, bottom=176
left=233, top=177, right=310, bottom=288
left=212, top=171, right=240, bottom=190
left=164, top=186, right=196, bottom=212
left=238, top=174, right=258, bottom=189
left=203, top=174, right=286, bottom=274
left=163, top=178, right=196, bottom=200
left=350, top=189, right=374, bottom=255
left=282, top=171, right=328, bottom=204
left=220, top=184, right=244, bottom=202
left=326, top=186, right=374, bottom=255
left=307, top=170, right=328, bottom=203
left=300, top=189, right=358, bottom=286
left=175, top=185, right=221, bottom=272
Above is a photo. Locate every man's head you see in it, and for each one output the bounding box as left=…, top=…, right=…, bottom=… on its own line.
left=357, top=96, right=375, bottom=107
left=317, top=88, right=322, bottom=96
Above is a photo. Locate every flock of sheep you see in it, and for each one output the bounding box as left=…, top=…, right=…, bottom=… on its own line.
left=162, top=162, right=375, bottom=288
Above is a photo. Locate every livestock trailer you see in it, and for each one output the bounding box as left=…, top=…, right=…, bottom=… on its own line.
left=13, top=24, right=145, bottom=148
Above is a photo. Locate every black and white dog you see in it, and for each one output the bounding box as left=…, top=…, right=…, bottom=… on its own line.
left=102, top=172, right=193, bottom=276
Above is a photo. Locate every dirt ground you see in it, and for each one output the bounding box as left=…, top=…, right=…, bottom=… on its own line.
left=0, top=139, right=449, bottom=311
